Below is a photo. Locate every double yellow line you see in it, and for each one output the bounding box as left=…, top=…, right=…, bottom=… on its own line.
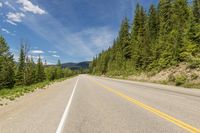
left=91, top=79, right=200, bottom=133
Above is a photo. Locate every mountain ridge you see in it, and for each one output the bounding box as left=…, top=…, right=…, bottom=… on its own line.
left=61, top=61, right=90, bottom=70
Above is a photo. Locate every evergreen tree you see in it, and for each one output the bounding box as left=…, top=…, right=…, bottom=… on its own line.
left=148, top=4, right=159, bottom=42
left=154, top=0, right=174, bottom=68
left=119, top=17, right=131, bottom=60
left=57, top=59, right=62, bottom=68
left=35, top=56, right=45, bottom=82
left=131, top=4, right=141, bottom=69
left=0, top=36, right=15, bottom=89
left=56, top=59, right=63, bottom=79
left=24, top=57, right=36, bottom=85
left=188, top=0, right=200, bottom=44
left=138, top=6, right=151, bottom=69
left=45, top=66, right=56, bottom=81
left=15, top=44, right=26, bottom=85
left=171, top=0, right=190, bottom=61
left=193, top=0, right=200, bottom=23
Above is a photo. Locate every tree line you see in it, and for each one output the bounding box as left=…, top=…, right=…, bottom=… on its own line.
left=90, top=0, right=200, bottom=76
left=0, top=36, right=75, bottom=89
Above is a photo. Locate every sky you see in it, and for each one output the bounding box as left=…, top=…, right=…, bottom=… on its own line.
left=0, top=0, right=158, bottom=64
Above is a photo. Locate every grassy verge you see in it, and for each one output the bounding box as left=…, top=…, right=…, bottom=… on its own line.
left=0, top=76, right=76, bottom=102
left=183, top=83, right=200, bottom=89
left=102, top=75, right=200, bottom=89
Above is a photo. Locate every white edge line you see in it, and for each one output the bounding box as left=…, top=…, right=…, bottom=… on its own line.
left=56, top=77, right=79, bottom=133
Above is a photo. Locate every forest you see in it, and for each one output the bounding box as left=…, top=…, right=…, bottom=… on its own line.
left=0, top=36, right=75, bottom=91
left=90, top=0, right=200, bottom=77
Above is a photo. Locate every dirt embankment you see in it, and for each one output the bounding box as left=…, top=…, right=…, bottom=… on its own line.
left=128, top=63, right=200, bottom=88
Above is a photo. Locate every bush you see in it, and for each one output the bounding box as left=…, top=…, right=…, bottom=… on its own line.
left=147, top=71, right=157, bottom=77
left=175, top=74, right=187, bottom=86
left=189, top=58, right=200, bottom=69
left=168, top=73, right=175, bottom=82
left=191, top=73, right=198, bottom=80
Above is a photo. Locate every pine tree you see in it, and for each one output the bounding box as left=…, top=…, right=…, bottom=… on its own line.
left=56, top=59, right=63, bottom=79
left=35, top=56, right=45, bottom=82
left=188, top=0, right=200, bottom=44
left=171, top=0, right=190, bottom=61
left=131, top=4, right=141, bottom=69
left=0, top=36, right=15, bottom=89
left=193, top=0, right=200, bottom=23
left=154, top=0, right=174, bottom=68
left=119, top=17, right=131, bottom=60
left=45, top=66, right=56, bottom=81
left=57, top=59, right=62, bottom=68
left=148, top=4, right=159, bottom=42
left=24, top=57, right=36, bottom=85
left=184, top=0, right=200, bottom=67
left=137, top=6, right=151, bottom=69
left=15, top=44, right=26, bottom=85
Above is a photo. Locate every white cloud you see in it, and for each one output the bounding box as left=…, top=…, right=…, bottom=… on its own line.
left=46, top=62, right=54, bottom=65
left=31, top=50, right=44, bottom=54
left=17, top=0, right=46, bottom=14
left=22, top=10, right=117, bottom=62
left=13, top=55, right=19, bottom=61
left=0, top=2, right=2, bottom=8
left=7, top=12, right=25, bottom=23
left=48, top=50, right=57, bottom=54
left=74, top=27, right=115, bottom=49
left=28, top=55, right=44, bottom=61
left=4, top=1, right=16, bottom=10
left=6, top=20, right=17, bottom=25
left=52, top=55, right=60, bottom=58
left=23, top=14, right=95, bottom=58
left=1, top=28, right=10, bottom=34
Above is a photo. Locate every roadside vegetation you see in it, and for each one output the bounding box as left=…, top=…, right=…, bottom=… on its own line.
left=0, top=36, right=76, bottom=102
left=90, top=0, right=200, bottom=88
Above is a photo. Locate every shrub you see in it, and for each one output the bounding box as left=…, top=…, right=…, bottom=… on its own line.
left=9, top=96, right=15, bottom=101
left=189, top=58, right=200, bottom=69
left=191, top=73, right=198, bottom=80
left=168, top=73, right=175, bottom=82
left=175, top=74, right=187, bottom=86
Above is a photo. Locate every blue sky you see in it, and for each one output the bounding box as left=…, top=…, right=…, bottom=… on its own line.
left=0, top=0, right=157, bottom=64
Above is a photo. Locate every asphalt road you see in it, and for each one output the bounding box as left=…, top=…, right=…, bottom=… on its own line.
left=0, top=75, right=200, bottom=133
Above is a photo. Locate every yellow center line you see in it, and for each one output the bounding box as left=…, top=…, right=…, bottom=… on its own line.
left=90, top=79, right=200, bottom=133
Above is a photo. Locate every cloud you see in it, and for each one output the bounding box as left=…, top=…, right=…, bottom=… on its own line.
left=74, top=27, right=115, bottom=49
left=52, top=55, right=60, bottom=58
left=31, top=50, right=44, bottom=54
left=48, top=50, right=57, bottom=54
left=6, top=20, right=17, bottom=25
left=7, top=12, right=25, bottom=23
left=23, top=13, right=116, bottom=60
left=28, top=55, right=44, bottom=60
left=46, top=62, right=54, bottom=65
left=23, top=13, right=95, bottom=58
left=1, top=28, right=10, bottom=34
left=17, top=0, right=47, bottom=14
left=4, top=1, right=16, bottom=10
left=0, top=2, right=2, bottom=8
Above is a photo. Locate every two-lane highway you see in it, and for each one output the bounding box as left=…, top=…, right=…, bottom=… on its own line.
left=0, top=75, right=200, bottom=133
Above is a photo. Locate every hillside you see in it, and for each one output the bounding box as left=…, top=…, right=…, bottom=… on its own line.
left=90, top=0, right=200, bottom=88
left=62, top=61, right=90, bottom=70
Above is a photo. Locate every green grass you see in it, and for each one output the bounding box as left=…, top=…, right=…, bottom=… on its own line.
left=0, top=81, right=51, bottom=100
left=175, top=74, right=187, bottom=86
left=104, top=74, right=200, bottom=89
left=183, top=83, right=200, bottom=89
left=0, top=76, right=76, bottom=101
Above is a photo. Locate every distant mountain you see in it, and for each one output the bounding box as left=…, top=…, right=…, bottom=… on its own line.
left=61, top=61, right=91, bottom=70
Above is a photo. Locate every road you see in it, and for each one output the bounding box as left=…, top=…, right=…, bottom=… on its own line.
left=0, top=75, right=200, bottom=133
